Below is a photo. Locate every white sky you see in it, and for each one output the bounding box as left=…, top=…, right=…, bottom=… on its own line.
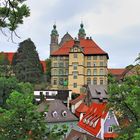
left=0, top=0, right=140, bottom=68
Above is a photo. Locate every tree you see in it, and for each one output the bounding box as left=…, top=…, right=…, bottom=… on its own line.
left=0, top=77, right=34, bottom=108
left=0, top=52, right=11, bottom=77
left=46, top=58, right=51, bottom=83
left=135, top=53, right=140, bottom=64
left=12, top=38, right=43, bottom=83
left=0, top=91, right=47, bottom=140
left=108, top=75, right=140, bottom=139
left=0, top=0, right=30, bottom=40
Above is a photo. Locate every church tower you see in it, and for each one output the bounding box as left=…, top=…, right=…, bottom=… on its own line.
left=50, top=24, right=59, bottom=55
left=78, top=23, right=86, bottom=39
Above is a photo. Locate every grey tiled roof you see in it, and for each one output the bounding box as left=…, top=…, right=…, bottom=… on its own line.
left=37, top=99, right=78, bottom=123
left=88, top=85, right=108, bottom=99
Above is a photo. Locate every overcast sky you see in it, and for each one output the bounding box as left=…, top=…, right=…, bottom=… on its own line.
left=0, top=0, right=140, bottom=68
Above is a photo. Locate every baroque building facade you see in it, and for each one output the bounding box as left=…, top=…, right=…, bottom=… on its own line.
left=50, top=24, right=109, bottom=93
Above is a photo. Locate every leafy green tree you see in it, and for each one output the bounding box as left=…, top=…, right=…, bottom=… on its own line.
left=108, top=75, right=140, bottom=139
left=46, top=58, right=51, bottom=83
left=12, top=38, right=43, bottom=83
left=0, top=91, right=47, bottom=140
left=0, top=0, right=30, bottom=38
left=135, top=53, right=140, bottom=64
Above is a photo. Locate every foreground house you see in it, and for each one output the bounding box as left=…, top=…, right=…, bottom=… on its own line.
left=50, top=24, right=109, bottom=93
left=37, top=99, right=78, bottom=136
left=78, top=102, right=119, bottom=140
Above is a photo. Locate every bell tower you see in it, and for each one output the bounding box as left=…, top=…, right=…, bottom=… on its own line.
left=78, top=23, right=86, bottom=40
left=50, top=24, right=59, bottom=55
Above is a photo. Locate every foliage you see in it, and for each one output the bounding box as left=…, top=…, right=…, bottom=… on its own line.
left=12, top=38, right=43, bottom=83
left=135, top=53, right=140, bottom=64
left=46, top=58, right=51, bottom=83
left=108, top=75, right=140, bottom=139
left=0, top=91, right=47, bottom=140
left=0, top=0, right=30, bottom=39
left=0, top=77, right=33, bottom=108
left=0, top=52, right=11, bottom=77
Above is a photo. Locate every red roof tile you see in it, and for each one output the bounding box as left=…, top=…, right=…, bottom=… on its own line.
left=2, top=52, right=46, bottom=72
left=78, top=102, right=107, bottom=136
left=76, top=103, right=88, bottom=113
left=51, top=39, right=108, bottom=57
left=108, top=68, right=126, bottom=75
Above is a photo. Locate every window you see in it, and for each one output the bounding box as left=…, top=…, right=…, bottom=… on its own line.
left=100, top=79, right=104, bottom=85
left=44, top=112, right=48, bottom=117
left=93, top=62, right=96, bottom=67
left=59, top=78, right=63, bottom=85
left=52, top=111, right=58, bottom=118
left=65, top=69, right=68, bottom=75
left=53, top=79, right=57, bottom=85
left=62, top=111, right=67, bottom=117
left=59, top=62, right=64, bottom=67
left=87, top=69, right=91, bottom=75
left=66, top=62, right=69, bottom=67
left=54, top=69, right=57, bottom=75
left=108, top=126, right=113, bottom=133
left=100, top=62, right=104, bottom=66
left=99, top=55, right=104, bottom=60
left=53, top=63, right=57, bottom=67
left=74, top=53, right=77, bottom=58
left=100, top=69, right=104, bottom=75
left=93, top=79, right=97, bottom=85
left=59, top=69, right=64, bottom=75
left=73, top=63, right=78, bottom=70
left=93, top=56, right=97, bottom=60
left=73, top=83, right=77, bottom=88
left=87, top=56, right=91, bottom=60
left=87, top=62, right=91, bottom=67
left=93, top=69, right=97, bottom=75
left=87, top=78, right=91, bottom=85
left=73, top=71, right=78, bottom=79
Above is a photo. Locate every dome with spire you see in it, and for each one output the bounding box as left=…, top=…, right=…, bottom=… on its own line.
left=51, top=24, right=59, bottom=36
left=78, top=23, right=86, bottom=39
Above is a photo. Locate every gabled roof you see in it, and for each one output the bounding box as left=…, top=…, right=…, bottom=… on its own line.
left=70, top=94, right=86, bottom=105
left=66, top=129, right=101, bottom=140
left=87, top=85, right=108, bottom=100
left=108, top=68, right=126, bottom=76
left=37, top=99, right=78, bottom=123
left=51, top=38, right=109, bottom=58
left=78, top=102, right=107, bottom=136
left=75, top=103, right=89, bottom=114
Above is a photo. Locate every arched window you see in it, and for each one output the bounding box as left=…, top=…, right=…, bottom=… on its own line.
left=87, top=78, right=91, bottom=85
left=54, top=69, right=57, bottom=75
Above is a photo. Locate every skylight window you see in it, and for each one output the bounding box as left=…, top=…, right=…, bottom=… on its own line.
left=93, top=119, right=99, bottom=128
left=62, top=111, right=67, bottom=117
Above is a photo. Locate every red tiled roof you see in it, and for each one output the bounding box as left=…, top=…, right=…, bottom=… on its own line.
left=70, top=94, right=86, bottom=105
left=1, top=52, right=46, bottom=72
left=76, top=103, right=89, bottom=113
left=40, top=61, right=46, bottom=72
left=104, top=133, right=118, bottom=138
left=78, top=102, right=107, bottom=136
left=108, top=68, right=126, bottom=76
left=51, top=39, right=108, bottom=57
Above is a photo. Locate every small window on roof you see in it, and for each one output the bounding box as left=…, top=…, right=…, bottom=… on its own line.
left=93, top=119, right=99, bottom=128
left=52, top=111, right=58, bottom=118
left=108, top=126, right=113, bottom=133
left=44, top=112, right=48, bottom=117
left=62, top=111, right=67, bottom=117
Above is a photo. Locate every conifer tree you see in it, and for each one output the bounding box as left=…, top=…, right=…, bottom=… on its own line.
left=12, top=38, right=43, bottom=83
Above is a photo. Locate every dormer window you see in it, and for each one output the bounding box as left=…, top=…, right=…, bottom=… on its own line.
left=52, top=111, right=58, bottom=118
left=93, top=119, right=99, bottom=128
left=62, top=111, right=67, bottom=117
left=44, top=112, right=48, bottom=117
